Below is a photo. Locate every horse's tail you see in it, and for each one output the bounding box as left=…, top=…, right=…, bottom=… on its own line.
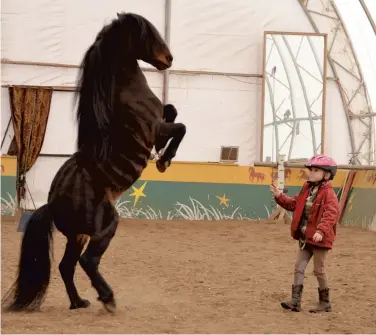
left=2, top=204, right=54, bottom=312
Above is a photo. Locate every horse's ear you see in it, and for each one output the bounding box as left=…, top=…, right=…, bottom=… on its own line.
left=117, top=12, right=126, bottom=19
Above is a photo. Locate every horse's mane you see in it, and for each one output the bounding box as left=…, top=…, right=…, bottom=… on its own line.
left=75, top=12, right=158, bottom=164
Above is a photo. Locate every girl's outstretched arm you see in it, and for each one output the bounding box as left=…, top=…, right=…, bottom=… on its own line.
left=275, top=192, right=300, bottom=212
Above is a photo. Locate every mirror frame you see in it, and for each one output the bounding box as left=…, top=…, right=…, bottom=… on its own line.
left=260, top=31, right=328, bottom=162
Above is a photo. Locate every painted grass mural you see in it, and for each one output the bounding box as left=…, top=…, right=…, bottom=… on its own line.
left=1, top=193, right=17, bottom=216
left=340, top=177, right=376, bottom=231
left=2, top=156, right=375, bottom=229
left=114, top=196, right=269, bottom=221
left=1, top=156, right=17, bottom=216
left=112, top=178, right=283, bottom=221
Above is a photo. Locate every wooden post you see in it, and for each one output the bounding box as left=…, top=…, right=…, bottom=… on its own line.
left=277, top=154, right=286, bottom=192
left=268, top=154, right=291, bottom=224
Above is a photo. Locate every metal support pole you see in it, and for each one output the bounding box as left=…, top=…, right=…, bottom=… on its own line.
left=358, top=0, right=376, bottom=165
left=162, top=0, right=172, bottom=105
left=277, top=154, right=286, bottom=192
left=1, top=60, right=262, bottom=78
left=254, top=161, right=376, bottom=170
left=358, top=0, right=376, bottom=36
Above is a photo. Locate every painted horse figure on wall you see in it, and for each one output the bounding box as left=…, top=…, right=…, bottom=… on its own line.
left=2, top=12, right=186, bottom=314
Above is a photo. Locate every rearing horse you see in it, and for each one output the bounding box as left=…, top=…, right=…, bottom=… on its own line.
left=2, top=12, right=186, bottom=314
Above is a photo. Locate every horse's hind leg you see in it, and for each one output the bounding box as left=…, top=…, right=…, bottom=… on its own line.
left=79, top=210, right=119, bottom=313
left=59, top=234, right=90, bottom=309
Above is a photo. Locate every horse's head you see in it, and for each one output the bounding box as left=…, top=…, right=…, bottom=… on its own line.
left=76, top=13, right=173, bottom=163
left=116, top=12, right=173, bottom=70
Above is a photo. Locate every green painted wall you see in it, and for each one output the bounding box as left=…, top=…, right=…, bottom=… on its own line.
left=341, top=188, right=376, bottom=230
left=3, top=161, right=374, bottom=229
left=1, top=176, right=17, bottom=216
left=116, top=180, right=318, bottom=220
left=0, top=176, right=344, bottom=221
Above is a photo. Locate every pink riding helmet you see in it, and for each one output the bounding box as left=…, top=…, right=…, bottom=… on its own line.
left=305, top=154, right=337, bottom=180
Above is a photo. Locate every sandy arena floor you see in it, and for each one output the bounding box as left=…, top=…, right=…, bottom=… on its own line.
left=1, top=218, right=376, bottom=334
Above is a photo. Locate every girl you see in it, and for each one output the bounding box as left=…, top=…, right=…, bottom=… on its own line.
left=270, top=154, right=340, bottom=313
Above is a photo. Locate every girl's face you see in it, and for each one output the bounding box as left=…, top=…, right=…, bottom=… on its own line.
left=308, top=167, right=329, bottom=182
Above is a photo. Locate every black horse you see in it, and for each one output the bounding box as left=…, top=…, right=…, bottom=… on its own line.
left=2, top=12, right=186, bottom=314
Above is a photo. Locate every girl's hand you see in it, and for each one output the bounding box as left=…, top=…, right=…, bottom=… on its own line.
left=270, top=183, right=282, bottom=198
left=312, top=232, right=323, bottom=242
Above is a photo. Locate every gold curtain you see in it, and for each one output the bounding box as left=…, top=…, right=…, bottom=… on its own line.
left=8, top=86, right=53, bottom=200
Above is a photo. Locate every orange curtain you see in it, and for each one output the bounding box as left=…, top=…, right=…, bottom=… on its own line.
left=8, top=86, right=52, bottom=201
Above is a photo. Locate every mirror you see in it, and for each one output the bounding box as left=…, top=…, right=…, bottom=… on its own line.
left=261, top=32, right=327, bottom=162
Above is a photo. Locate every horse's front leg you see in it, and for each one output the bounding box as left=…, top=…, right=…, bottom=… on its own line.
left=155, top=122, right=186, bottom=172
left=104, top=188, right=125, bottom=208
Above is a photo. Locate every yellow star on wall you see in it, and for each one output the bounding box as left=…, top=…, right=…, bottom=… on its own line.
left=216, top=194, right=229, bottom=207
left=129, top=181, right=147, bottom=207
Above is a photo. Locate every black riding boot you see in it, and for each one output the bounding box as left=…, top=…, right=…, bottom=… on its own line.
left=281, top=284, right=303, bottom=312
left=309, top=287, right=332, bottom=313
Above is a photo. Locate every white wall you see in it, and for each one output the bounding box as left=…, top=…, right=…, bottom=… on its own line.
left=1, top=0, right=165, bottom=69
left=169, top=0, right=315, bottom=74
left=168, top=74, right=262, bottom=164
left=1, top=88, right=14, bottom=155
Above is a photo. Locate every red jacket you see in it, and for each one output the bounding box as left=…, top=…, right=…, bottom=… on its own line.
left=275, top=181, right=339, bottom=249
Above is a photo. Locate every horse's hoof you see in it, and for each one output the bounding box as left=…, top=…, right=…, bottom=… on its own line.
left=156, top=160, right=170, bottom=173
left=70, top=299, right=90, bottom=310
left=97, top=295, right=116, bottom=314
left=103, top=299, right=116, bottom=314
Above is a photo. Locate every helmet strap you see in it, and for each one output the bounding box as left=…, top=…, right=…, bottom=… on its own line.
left=307, top=178, right=326, bottom=187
